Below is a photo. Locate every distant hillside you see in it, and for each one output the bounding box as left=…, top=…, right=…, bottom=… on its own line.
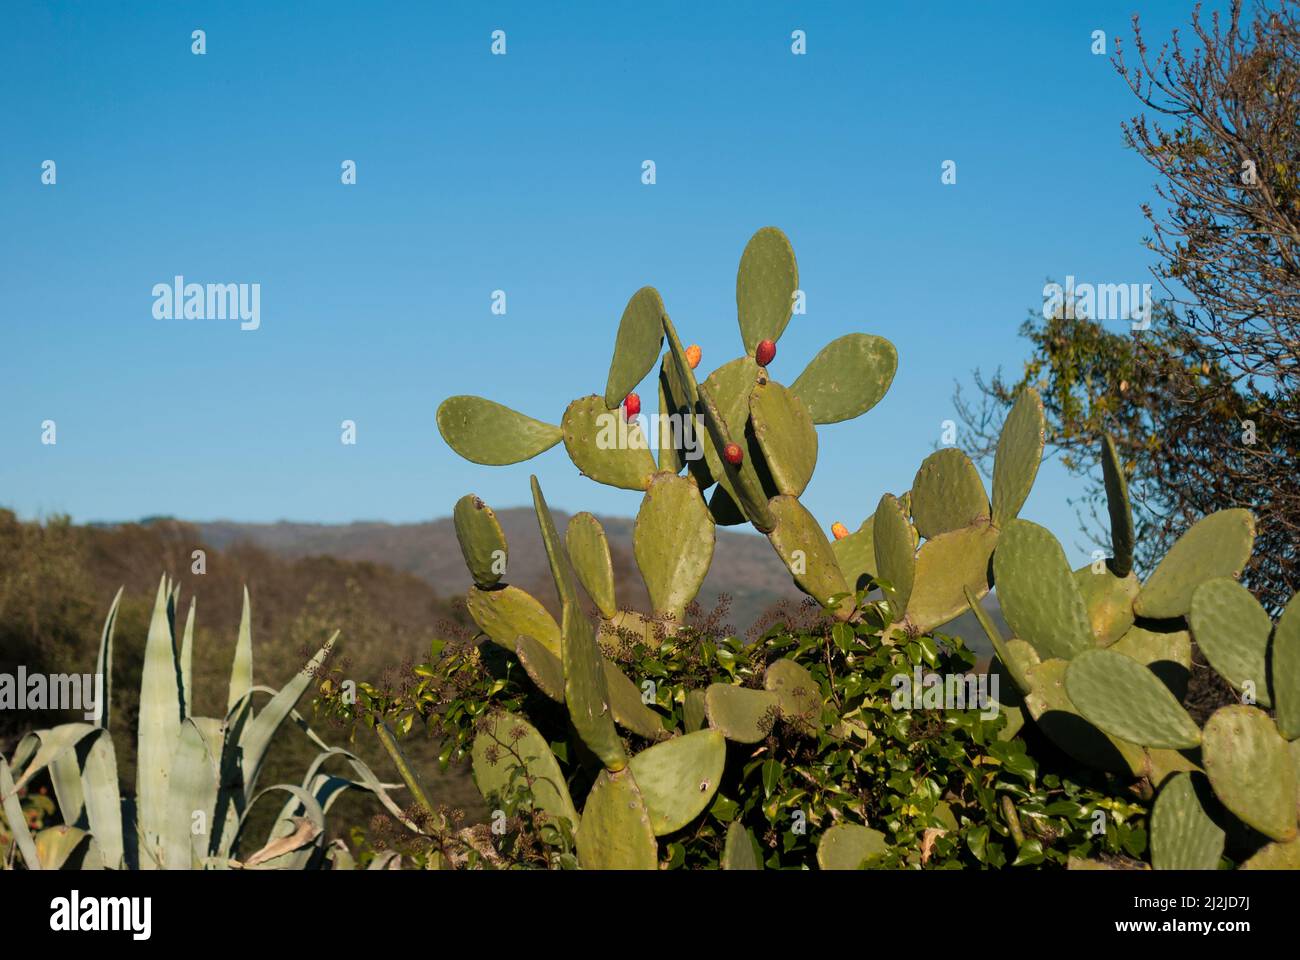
left=195, top=509, right=1008, bottom=657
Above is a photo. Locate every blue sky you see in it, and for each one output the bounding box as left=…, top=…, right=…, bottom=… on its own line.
left=0, top=1, right=1207, bottom=564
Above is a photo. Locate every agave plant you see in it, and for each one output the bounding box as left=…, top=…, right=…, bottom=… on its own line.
left=0, top=578, right=409, bottom=869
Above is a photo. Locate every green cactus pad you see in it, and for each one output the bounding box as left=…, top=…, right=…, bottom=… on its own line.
left=634, top=472, right=716, bottom=621
left=561, top=395, right=657, bottom=491
left=604, top=286, right=666, bottom=408
left=990, top=388, right=1045, bottom=526
left=831, top=520, right=876, bottom=594
left=766, top=495, right=855, bottom=619
left=993, top=519, right=1094, bottom=661
left=563, top=603, right=627, bottom=771
left=514, top=634, right=565, bottom=702
left=1202, top=706, right=1297, bottom=842
left=1133, top=508, right=1256, bottom=619
left=705, top=684, right=780, bottom=743
left=721, top=822, right=761, bottom=869
left=698, top=380, right=774, bottom=532
left=656, top=369, right=686, bottom=476
left=472, top=712, right=578, bottom=833
left=1242, top=838, right=1300, bottom=869
left=453, top=494, right=509, bottom=588
left=698, top=356, right=761, bottom=489
left=627, top=730, right=726, bottom=835
left=566, top=512, right=618, bottom=619
left=1110, top=624, right=1192, bottom=701
left=603, top=660, right=669, bottom=741
left=1065, top=649, right=1202, bottom=749
left=467, top=585, right=561, bottom=656
left=904, top=521, right=998, bottom=634
left=683, top=689, right=707, bottom=733
left=765, top=658, right=824, bottom=730
left=706, top=484, right=747, bottom=527
left=789, top=333, right=897, bottom=425
left=873, top=494, right=916, bottom=617
left=964, top=584, right=1033, bottom=690
left=660, top=314, right=701, bottom=407
left=736, top=226, right=797, bottom=353
left=749, top=378, right=817, bottom=496
left=576, top=768, right=658, bottom=870
left=910, top=448, right=990, bottom=540
left=1274, top=592, right=1300, bottom=739
left=599, top=609, right=655, bottom=656
left=817, top=823, right=888, bottom=870
left=1101, top=435, right=1135, bottom=577
left=1189, top=577, right=1274, bottom=708
left=1023, top=659, right=1148, bottom=774
left=531, top=476, right=581, bottom=608
left=1150, top=772, right=1225, bottom=870
left=437, top=396, right=563, bottom=465
left=1072, top=565, right=1140, bottom=647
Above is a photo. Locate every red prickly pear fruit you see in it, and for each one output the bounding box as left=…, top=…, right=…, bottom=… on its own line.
left=685, top=344, right=702, bottom=369
left=755, top=339, right=776, bottom=367
left=831, top=522, right=849, bottom=540
left=623, top=393, right=641, bottom=420
left=723, top=442, right=744, bottom=466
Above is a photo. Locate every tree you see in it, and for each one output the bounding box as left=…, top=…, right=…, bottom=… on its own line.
left=957, top=0, right=1299, bottom=613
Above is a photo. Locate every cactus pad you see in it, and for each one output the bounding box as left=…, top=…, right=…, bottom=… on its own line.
left=764, top=658, right=824, bottom=731
left=904, top=521, right=998, bottom=634
left=1242, top=838, right=1300, bottom=869
left=1100, top=434, right=1135, bottom=577
left=562, top=603, right=627, bottom=771
left=683, top=689, right=708, bottom=733
left=514, top=634, right=565, bottom=702
left=788, top=333, right=897, bottom=425
left=990, top=387, right=1045, bottom=526
left=576, top=768, right=658, bottom=869
left=831, top=520, right=877, bottom=594
left=1072, top=565, right=1139, bottom=648
left=873, top=494, right=916, bottom=616
left=817, top=823, right=887, bottom=870
left=1109, top=624, right=1192, bottom=701
left=603, top=660, right=669, bottom=741
left=722, top=822, right=761, bottom=869
left=437, top=396, right=562, bottom=465
left=1150, top=772, right=1224, bottom=870
left=766, top=495, right=854, bottom=619
left=705, top=684, right=780, bottom=743
left=453, top=494, right=508, bottom=588
left=1189, top=577, right=1274, bottom=708
left=472, top=712, right=579, bottom=833
left=736, top=226, right=797, bottom=353
left=993, top=519, right=1094, bottom=661
left=562, top=395, right=657, bottom=491
left=1065, top=649, right=1202, bottom=749
left=1134, top=508, right=1256, bottom=619
left=1023, top=659, right=1147, bottom=774
left=749, top=378, right=817, bottom=496
left=910, top=448, right=989, bottom=540
left=698, top=380, right=774, bottom=531
left=566, top=512, right=618, bottom=619
left=626, top=730, right=726, bottom=835
left=467, top=585, right=561, bottom=656
left=1202, top=705, right=1297, bottom=842
left=1274, top=591, right=1300, bottom=740
left=604, top=286, right=666, bottom=408
left=634, top=472, right=715, bottom=621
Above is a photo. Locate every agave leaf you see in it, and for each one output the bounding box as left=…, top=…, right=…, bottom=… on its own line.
left=136, top=576, right=183, bottom=866
left=164, top=718, right=217, bottom=869
left=0, top=753, right=41, bottom=869
left=93, top=587, right=123, bottom=729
